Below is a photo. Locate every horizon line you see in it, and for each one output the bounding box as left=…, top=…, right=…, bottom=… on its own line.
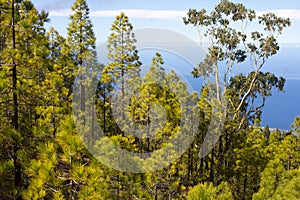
left=48, top=8, right=300, bottom=20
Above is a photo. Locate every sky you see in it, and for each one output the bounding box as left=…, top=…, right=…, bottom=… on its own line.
left=29, top=0, right=300, bottom=80
left=31, top=0, right=300, bottom=45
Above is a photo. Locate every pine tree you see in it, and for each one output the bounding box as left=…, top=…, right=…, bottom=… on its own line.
left=129, top=52, right=199, bottom=199
left=101, top=13, right=141, bottom=144
left=0, top=0, right=298, bottom=199
left=102, top=12, right=141, bottom=89
left=34, top=0, right=108, bottom=198
left=67, top=0, right=96, bottom=64
left=23, top=28, right=73, bottom=199
left=187, top=182, right=233, bottom=200
left=252, top=127, right=300, bottom=200
left=67, top=0, right=97, bottom=126
left=23, top=0, right=104, bottom=198
left=0, top=0, right=50, bottom=198
left=233, top=127, right=268, bottom=199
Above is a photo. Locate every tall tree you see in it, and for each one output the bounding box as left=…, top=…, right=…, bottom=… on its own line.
left=103, top=13, right=141, bottom=134
left=183, top=0, right=291, bottom=186
left=0, top=0, right=50, bottom=198
left=24, top=28, right=74, bottom=199
left=67, top=0, right=96, bottom=64
left=102, top=12, right=141, bottom=92
left=67, top=0, right=96, bottom=123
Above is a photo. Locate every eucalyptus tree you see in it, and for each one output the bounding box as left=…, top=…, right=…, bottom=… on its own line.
left=183, top=0, right=291, bottom=185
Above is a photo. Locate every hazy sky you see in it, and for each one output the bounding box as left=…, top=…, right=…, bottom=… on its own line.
left=31, top=0, right=300, bottom=45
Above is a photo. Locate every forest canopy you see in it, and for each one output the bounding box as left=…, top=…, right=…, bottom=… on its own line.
left=0, top=0, right=298, bottom=199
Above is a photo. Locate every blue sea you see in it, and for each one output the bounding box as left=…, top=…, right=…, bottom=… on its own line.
left=262, top=79, right=300, bottom=130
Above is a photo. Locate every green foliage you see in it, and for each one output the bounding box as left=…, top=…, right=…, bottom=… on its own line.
left=0, top=0, right=50, bottom=198
left=253, top=162, right=300, bottom=200
left=291, top=116, right=300, bottom=135
left=67, top=0, right=96, bottom=64
left=187, top=182, right=233, bottom=200
left=102, top=12, right=141, bottom=85
left=0, top=0, right=298, bottom=199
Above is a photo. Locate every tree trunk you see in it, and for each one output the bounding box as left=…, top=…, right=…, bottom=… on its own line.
left=11, top=0, right=21, bottom=190
left=210, top=149, right=214, bottom=183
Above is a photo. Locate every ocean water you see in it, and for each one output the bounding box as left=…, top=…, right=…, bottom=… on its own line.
left=262, top=79, right=300, bottom=130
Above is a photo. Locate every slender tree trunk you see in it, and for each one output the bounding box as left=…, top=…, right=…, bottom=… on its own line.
left=147, top=89, right=150, bottom=152
left=117, top=174, right=120, bottom=200
left=103, top=84, right=106, bottom=134
left=0, top=9, right=2, bottom=53
left=243, top=166, right=248, bottom=200
left=187, top=148, right=191, bottom=184
left=200, top=157, right=204, bottom=180
left=210, top=149, right=214, bottom=183
left=11, top=0, right=21, bottom=191
left=215, top=63, right=221, bottom=102
left=79, top=26, right=86, bottom=127
left=217, top=135, right=223, bottom=183
left=120, top=30, right=125, bottom=137
left=12, top=0, right=18, bottom=147
left=121, top=67, right=125, bottom=137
